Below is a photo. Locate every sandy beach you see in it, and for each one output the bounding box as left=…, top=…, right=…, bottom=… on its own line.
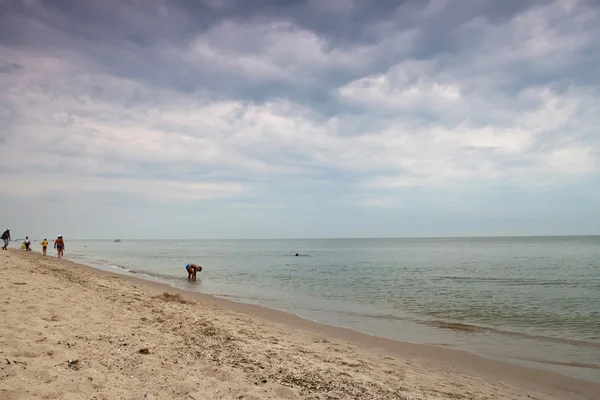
left=0, top=250, right=598, bottom=400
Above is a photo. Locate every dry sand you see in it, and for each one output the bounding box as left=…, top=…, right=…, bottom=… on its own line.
left=0, top=250, right=598, bottom=400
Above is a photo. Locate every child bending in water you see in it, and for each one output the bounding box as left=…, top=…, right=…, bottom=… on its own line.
left=185, top=263, right=202, bottom=280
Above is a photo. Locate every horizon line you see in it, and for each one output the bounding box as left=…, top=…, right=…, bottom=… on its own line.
left=26, top=234, right=600, bottom=241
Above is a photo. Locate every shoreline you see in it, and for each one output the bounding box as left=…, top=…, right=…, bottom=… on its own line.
left=69, top=249, right=600, bottom=383
left=76, top=259, right=600, bottom=386
left=2, top=250, right=599, bottom=399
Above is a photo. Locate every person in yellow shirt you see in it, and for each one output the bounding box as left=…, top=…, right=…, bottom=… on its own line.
left=41, top=238, right=48, bottom=256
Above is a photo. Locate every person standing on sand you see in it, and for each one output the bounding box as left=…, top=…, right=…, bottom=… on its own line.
left=54, top=235, right=65, bottom=258
left=41, top=238, right=48, bottom=256
left=24, top=236, right=31, bottom=251
left=185, top=263, right=202, bottom=280
left=1, top=229, right=10, bottom=250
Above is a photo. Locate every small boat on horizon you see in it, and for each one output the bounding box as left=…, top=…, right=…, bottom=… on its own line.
left=114, top=239, right=122, bottom=243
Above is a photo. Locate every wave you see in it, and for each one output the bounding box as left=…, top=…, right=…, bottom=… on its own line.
left=103, top=263, right=183, bottom=281
left=502, top=356, right=600, bottom=370
left=329, top=310, right=600, bottom=349
left=426, top=321, right=600, bottom=349
left=108, top=264, right=129, bottom=272
left=432, top=276, right=592, bottom=287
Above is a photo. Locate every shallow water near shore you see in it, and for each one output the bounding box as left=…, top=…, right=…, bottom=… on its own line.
left=63, top=237, right=600, bottom=382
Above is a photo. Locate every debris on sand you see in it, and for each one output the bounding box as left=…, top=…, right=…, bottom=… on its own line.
left=154, top=292, right=191, bottom=304
left=202, top=326, right=218, bottom=336
left=67, top=359, right=82, bottom=370
left=138, top=348, right=151, bottom=355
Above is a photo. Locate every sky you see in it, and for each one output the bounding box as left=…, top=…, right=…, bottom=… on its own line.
left=0, top=0, right=599, bottom=239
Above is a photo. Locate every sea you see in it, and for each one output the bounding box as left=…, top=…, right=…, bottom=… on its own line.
left=63, top=236, right=600, bottom=382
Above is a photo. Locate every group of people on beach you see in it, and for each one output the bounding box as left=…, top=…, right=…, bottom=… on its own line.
left=2, top=229, right=65, bottom=258
left=4, top=228, right=201, bottom=279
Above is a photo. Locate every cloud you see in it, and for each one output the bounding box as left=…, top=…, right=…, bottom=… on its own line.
left=0, top=61, right=25, bottom=74
left=0, top=172, right=246, bottom=202
left=337, top=61, right=462, bottom=111
left=0, top=0, right=599, bottom=238
left=356, top=194, right=403, bottom=209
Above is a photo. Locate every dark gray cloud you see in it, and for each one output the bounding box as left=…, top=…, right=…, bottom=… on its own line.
left=4, top=0, right=404, bottom=45
left=0, top=0, right=563, bottom=104
left=0, top=61, right=24, bottom=73
left=4, top=0, right=539, bottom=44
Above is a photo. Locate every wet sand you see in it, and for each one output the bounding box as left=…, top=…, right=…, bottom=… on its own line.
left=1, top=250, right=598, bottom=399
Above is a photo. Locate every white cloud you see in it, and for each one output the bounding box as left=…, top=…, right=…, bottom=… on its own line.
left=452, top=0, right=600, bottom=85
left=357, top=194, right=403, bottom=209
left=0, top=174, right=245, bottom=202
left=337, top=62, right=461, bottom=110
left=543, top=146, right=596, bottom=175
left=2, top=43, right=599, bottom=204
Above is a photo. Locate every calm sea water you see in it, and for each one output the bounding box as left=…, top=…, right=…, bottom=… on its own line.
left=63, top=237, right=600, bottom=382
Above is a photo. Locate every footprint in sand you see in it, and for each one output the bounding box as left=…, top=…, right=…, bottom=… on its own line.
left=10, top=350, right=40, bottom=358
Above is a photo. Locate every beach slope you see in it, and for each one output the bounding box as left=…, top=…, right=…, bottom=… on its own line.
left=0, top=250, right=597, bottom=400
